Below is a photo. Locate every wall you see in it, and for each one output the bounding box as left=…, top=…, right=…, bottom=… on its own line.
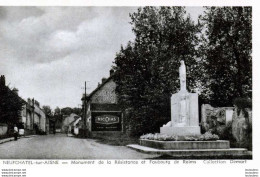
left=85, top=78, right=122, bottom=134
left=91, top=80, right=117, bottom=104
left=201, top=104, right=234, bottom=132
left=232, top=107, right=252, bottom=150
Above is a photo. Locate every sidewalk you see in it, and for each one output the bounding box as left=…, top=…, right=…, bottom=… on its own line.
left=0, top=135, right=37, bottom=144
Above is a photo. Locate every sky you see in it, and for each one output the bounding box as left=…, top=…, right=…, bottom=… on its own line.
left=0, top=6, right=204, bottom=109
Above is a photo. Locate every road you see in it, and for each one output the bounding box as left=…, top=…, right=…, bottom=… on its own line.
left=0, top=134, right=158, bottom=159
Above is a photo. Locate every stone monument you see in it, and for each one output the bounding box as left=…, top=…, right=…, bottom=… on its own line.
left=160, top=60, right=201, bottom=136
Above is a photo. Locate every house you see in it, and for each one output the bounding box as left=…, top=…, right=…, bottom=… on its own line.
left=22, top=98, right=47, bottom=133
left=69, top=117, right=82, bottom=135
left=61, top=113, right=81, bottom=133
left=81, top=70, right=123, bottom=136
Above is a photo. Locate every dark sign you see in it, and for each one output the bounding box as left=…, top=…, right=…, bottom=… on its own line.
left=95, top=115, right=120, bottom=124
left=92, top=112, right=121, bottom=131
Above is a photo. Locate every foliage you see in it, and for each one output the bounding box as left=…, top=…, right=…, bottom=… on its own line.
left=54, top=107, right=61, bottom=115
left=0, top=85, right=24, bottom=127
left=42, top=105, right=53, bottom=116
left=61, top=107, right=81, bottom=116
left=113, top=7, right=201, bottom=136
left=140, top=132, right=219, bottom=141
left=199, top=7, right=252, bottom=106
left=233, top=97, right=252, bottom=119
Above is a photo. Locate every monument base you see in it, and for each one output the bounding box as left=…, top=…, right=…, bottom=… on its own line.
left=160, top=126, right=201, bottom=136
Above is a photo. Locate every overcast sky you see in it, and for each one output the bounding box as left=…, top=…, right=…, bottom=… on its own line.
left=0, top=7, right=204, bottom=109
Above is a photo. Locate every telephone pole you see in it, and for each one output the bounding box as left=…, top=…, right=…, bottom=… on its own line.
left=84, top=81, right=87, bottom=137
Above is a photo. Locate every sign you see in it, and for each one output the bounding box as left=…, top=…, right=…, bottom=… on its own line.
left=92, top=112, right=121, bottom=131
left=95, top=115, right=119, bottom=124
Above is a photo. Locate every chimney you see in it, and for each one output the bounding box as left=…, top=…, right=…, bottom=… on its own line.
left=27, top=98, right=31, bottom=105
left=110, top=69, right=114, bottom=76
left=0, top=75, right=5, bottom=86
left=12, top=88, right=19, bottom=95
left=98, top=82, right=101, bottom=87
left=102, top=77, right=106, bottom=83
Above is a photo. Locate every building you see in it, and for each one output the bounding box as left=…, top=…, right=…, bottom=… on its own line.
left=69, top=116, right=82, bottom=135
left=82, top=70, right=123, bottom=136
left=61, top=113, right=81, bottom=133
left=23, top=98, right=47, bottom=133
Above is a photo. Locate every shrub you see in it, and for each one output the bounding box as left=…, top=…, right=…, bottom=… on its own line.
left=140, top=132, right=219, bottom=141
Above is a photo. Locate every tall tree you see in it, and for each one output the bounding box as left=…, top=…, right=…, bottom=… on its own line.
left=54, top=107, right=61, bottom=115
left=113, top=7, right=201, bottom=136
left=42, top=105, right=53, bottom=116
left=0, top=85, right=24, bottom=127
left=199, top=7, right=252, bottom=106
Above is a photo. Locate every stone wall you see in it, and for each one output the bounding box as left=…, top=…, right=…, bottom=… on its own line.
left=232, top=107, right=252, bottom=149
left=201, top=104, right=234, bottom=133
left=91, top=80, right=117, bottom=104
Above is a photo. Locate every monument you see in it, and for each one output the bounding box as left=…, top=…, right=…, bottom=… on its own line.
left=160, top=60, right=201, bottom=136
left=127, top=60, right=250, bottom=158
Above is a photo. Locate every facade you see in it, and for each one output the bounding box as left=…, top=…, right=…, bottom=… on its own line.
left=22, top=98, right=47, bottom=133
left=82, top=71, right=123, bottom=133
left=61, top=113, right=81, bottom=133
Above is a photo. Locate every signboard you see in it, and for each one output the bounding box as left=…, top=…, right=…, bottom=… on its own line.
left=95, top=115, right=120, bottom=124
left=92, top=112, right=121, bottom=131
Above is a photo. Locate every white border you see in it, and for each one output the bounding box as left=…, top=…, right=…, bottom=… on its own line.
left=0, top=1, right=259, bottom=177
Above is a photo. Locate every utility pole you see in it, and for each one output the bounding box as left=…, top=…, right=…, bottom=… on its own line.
left=84, top=81, right=87, bottom=137
left=32, top=98, right=35, bottom=131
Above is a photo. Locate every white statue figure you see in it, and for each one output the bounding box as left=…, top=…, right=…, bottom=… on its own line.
left=178, top=60, right=187, bottom=125
left=179, top=60, right=186, bottom=91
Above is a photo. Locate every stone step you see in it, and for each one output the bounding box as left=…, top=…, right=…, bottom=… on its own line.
left=140, top=139, right=230, bottom=150
left=127, top=144, right=250, bottom=158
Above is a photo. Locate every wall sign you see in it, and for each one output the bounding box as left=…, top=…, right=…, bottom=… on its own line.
left=92, top=112, right=121, bottom=131
left=95, top=115, right=119, bottom=124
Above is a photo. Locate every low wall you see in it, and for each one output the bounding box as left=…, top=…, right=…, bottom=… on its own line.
left=140, top=139, right=230, bottom=150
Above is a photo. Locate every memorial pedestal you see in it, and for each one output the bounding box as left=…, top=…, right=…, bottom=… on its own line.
left=160, top=126, right=201, bottom=136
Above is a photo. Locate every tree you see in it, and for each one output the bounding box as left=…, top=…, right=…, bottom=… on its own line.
left=61, top=107, right=73, bottom=115
left=42, top=105, right=53, bottom=116
left=113, top=7, right=201, bottom=136
left=199, top=7, right=252, bottom=106
left=0, top=85, right=24, bottom=127
left=54, top=107, right=61, bottom=115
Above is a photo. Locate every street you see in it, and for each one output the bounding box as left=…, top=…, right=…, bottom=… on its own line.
left=0, top=134, right=158, bottom=159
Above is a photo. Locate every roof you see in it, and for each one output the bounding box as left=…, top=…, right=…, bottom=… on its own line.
left=69, top=117, right=82, bottom=126
left=82, top=73, right=115, bottom=101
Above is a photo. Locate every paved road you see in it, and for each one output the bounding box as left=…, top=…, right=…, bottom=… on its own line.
left=0, top=134, right=158, bottom=159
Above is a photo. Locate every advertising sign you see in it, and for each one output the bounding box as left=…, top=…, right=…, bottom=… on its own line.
left=92, top=112, right=121, bottom=131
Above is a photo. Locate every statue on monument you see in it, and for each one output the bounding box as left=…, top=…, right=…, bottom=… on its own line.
left=179, top=60, right=186, bottom=91
left=178, top=60, right=187, bottom=126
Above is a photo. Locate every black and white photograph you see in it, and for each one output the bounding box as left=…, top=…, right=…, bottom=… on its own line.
left=0, top=5, right=253, bottom=162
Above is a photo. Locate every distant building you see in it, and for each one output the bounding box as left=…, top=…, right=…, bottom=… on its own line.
left=82, top=70, right=123, bottom=135
left=61, top=113, right=81, bottom=133
left=69, top=116, right=82, bottom=135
